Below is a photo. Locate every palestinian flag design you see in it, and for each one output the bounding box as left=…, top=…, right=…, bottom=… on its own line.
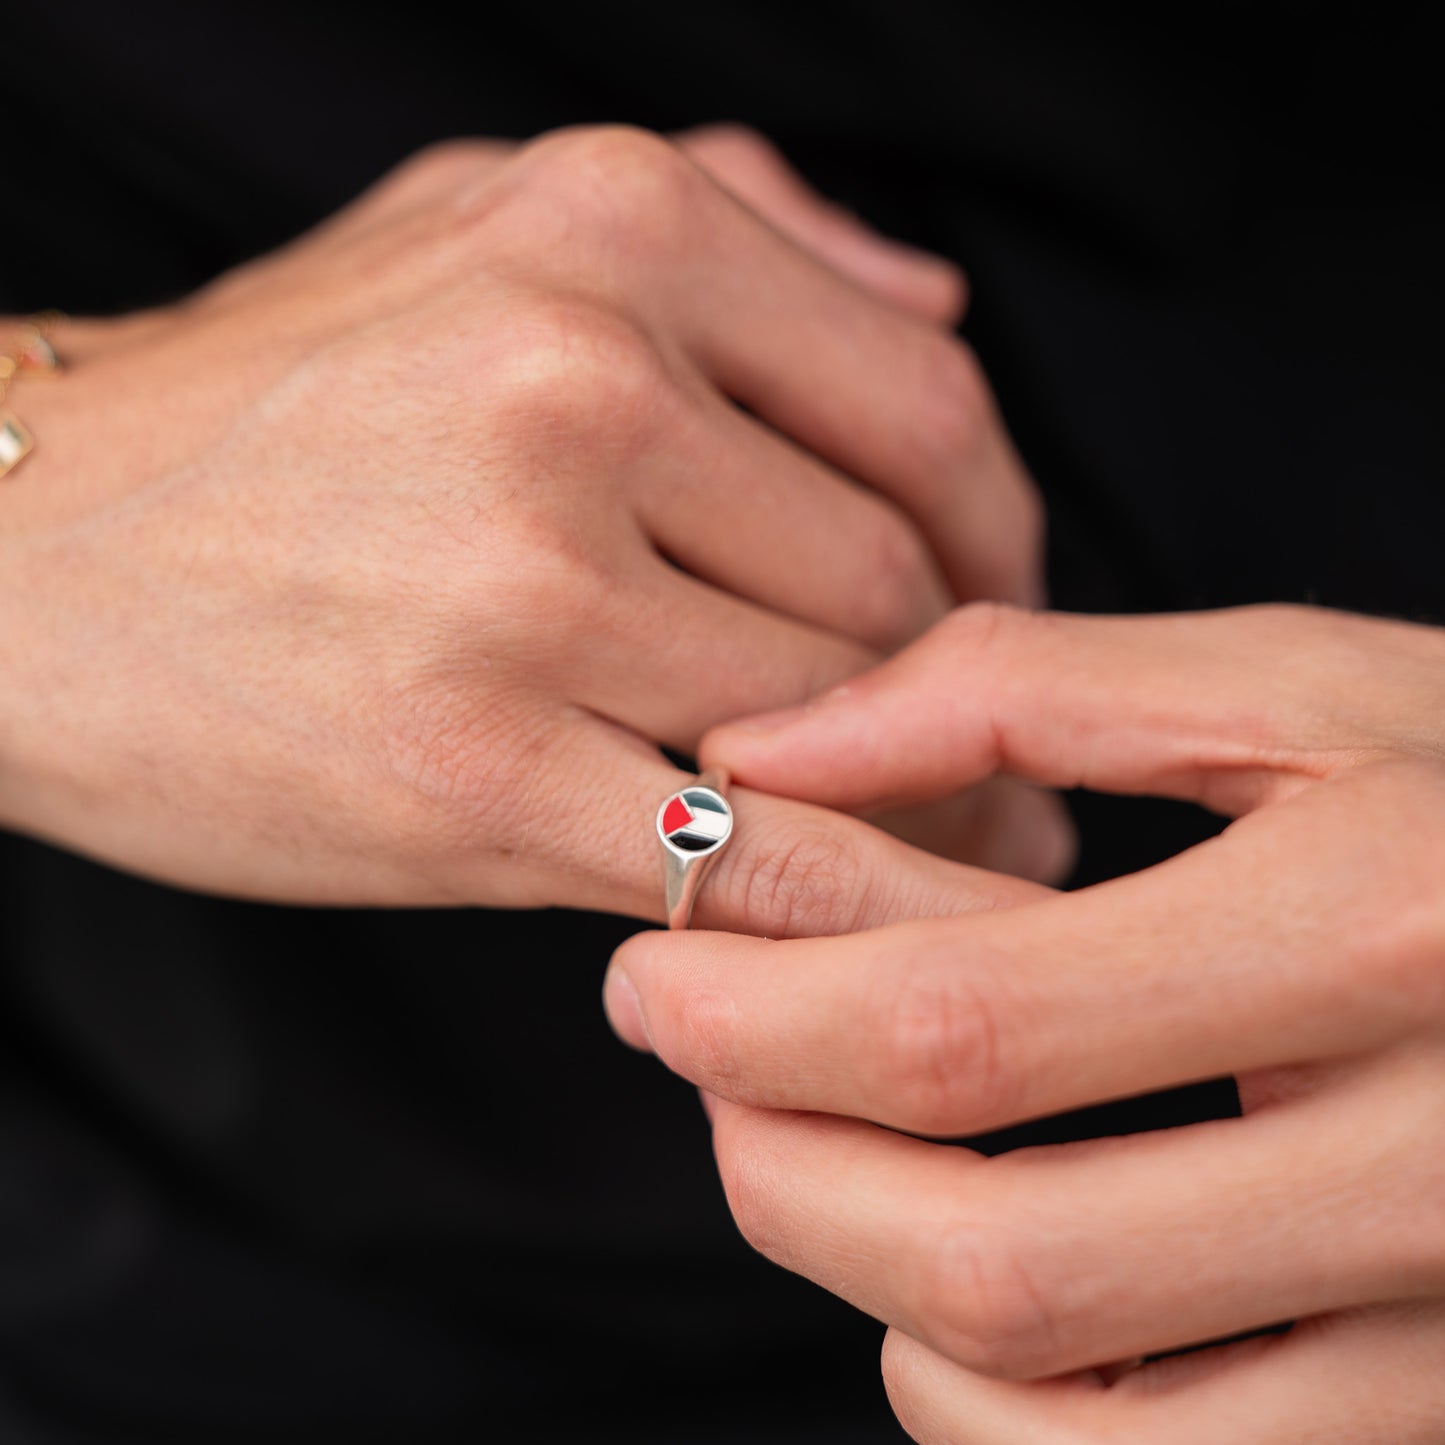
left=658, top=787, right=733, bottom=854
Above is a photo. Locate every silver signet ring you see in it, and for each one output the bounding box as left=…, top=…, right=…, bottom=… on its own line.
left=656, top=768, right=733, bottom=930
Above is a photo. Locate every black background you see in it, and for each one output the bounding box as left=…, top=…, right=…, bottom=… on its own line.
left=3, top=3, right=1441, bottom=1441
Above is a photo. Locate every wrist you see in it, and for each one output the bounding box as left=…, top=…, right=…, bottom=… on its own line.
left=0, top=522, right=116, bottom=862
left=0, top=536, right=61, bottom=840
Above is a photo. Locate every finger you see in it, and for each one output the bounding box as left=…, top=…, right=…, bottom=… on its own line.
left=696, top=1073, right=1433, bottom=1382
left=609, top=765, right=1438, bottom=1134
left=549, top=549, right=879, bottom=752
left=639, top=382, right=953, bottom=651
left=596, top=547, right=1070, bottom=884
left=677, top=250, right=1041, bottom=606
left=509, top=130, right=1042, bottom=604
left=882, top=1304, right=1445, bottom=1445
left=524, top=527, right=1058, bottom=881
left=526, top=715, right=1048, bottom=934
left=704, top=603, right=1445, bottom=817
left=675, top=124, right=967, bottom=324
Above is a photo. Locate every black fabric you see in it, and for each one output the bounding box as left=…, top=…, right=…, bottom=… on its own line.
left=3, top=2, right=1441, bottom=1439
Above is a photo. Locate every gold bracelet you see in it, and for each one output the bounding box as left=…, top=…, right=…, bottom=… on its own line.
left=0, top=311, right=64, bottom=478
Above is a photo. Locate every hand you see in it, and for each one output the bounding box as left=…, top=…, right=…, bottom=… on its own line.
left=607, top=603, right=1445, bottom=1441
left=0, top=125, right=1058, bottom=919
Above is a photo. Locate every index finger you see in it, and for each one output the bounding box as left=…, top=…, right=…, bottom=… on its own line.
left=607, top=762, right=1433, bottom=1133
left=703, top=603, right=1445, bottom=818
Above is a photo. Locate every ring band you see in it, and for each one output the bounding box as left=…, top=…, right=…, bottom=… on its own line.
left=656, top=768, right=733, bottom=930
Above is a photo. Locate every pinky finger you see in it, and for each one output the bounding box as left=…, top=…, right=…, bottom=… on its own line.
left=882, top=1304, right=1445, bottom=1445
left=675, top=124, right=967, bottom=325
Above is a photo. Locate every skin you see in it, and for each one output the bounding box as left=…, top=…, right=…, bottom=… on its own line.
left=607, top=602, right=1445, bottom=1442
left=0, top=124, right=1070, bottom=924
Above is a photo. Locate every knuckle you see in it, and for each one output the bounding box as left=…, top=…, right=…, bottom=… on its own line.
left=491, top=295, right=673, bottom=450
left=487, top=513, right=638, bottom=671
left=729, top=819, right=871, bottom=940
left=937, top=599, right=1033, bottom=663
left=503, top=503, right=613, bottom=597
left=918, top=1226, right=1062, bottom=1379
left=522, top=123, right=702, bottom=245
left=876, top=953, right=1018, bottom=1134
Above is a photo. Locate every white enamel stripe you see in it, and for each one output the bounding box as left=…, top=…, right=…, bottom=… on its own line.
left=674, top=792, right=730, bottom=841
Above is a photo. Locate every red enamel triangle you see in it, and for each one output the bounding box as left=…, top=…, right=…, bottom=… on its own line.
left=662, top=796, right=694, bottom=835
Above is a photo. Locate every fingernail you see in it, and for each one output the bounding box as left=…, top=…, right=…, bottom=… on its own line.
left=603, top=966, right=653, bottom=1053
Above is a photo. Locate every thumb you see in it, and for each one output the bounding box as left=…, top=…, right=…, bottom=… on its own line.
left=701, top=603, right=1415, bottom=819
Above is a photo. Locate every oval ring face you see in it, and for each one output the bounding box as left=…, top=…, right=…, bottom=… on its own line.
left=657, top=786, right=733, bottom=856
